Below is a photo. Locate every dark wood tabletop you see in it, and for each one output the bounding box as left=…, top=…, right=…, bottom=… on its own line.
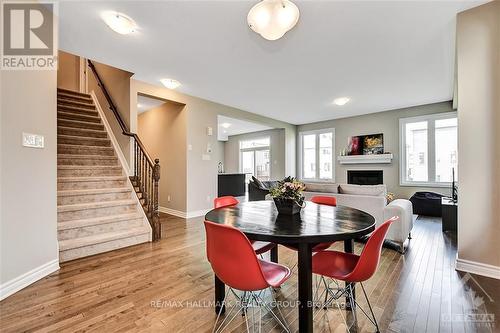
left=204, top=200, right=376, bottom=244
left=205, top=200, right=376, bottom=333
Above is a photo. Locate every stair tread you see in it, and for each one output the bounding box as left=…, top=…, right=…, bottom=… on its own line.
left=57, top=106, right=98, bottom=115
left=58, top=199, right=137, bottom=212
left=58, top=98, right=95, bottom=106
left=58, top=187, right=130, bottom=196
left=58, top=154, right=115, bottom=158
left=58, top=134, right=110, bottom=141
left=58, top=175, right=127, bottom=182
left=58, top=212, right=143, bottom=230
left=57, top=111, right=101, bottom=121
left=57, top=125, right=106, bottom=133
left=58, top=227, right=148, bottom=251
left=57, top=118, right=103, bottom=126
left=57, top=165, right=121, bottom=170
left=58, top=143, right=114, bottom=150
left=57, top=88, right=91, bottom=98
left=57, top=93, right=92, bottom=101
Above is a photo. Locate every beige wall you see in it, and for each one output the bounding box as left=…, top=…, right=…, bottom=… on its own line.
left=0, top=70, right=59, bottom=298
left=224, top=129, right=286, bottom=180
left=87, top=60, right=133, bottom=169
left=138, top=101, right=187, bottom=212
left=456, top=1, right=500, bottom=273
left=297, top=101, right=455, bottom=199
left=131, top=79, right=296, bottom=214
left=57, top=50, right=80, bottom=91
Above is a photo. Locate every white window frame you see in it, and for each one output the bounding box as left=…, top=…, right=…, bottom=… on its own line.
left=239, top=136, right=271, bottom=179
left=399, top=112, right=457, bottom=187
left=298, top=128, right=335, bottom=183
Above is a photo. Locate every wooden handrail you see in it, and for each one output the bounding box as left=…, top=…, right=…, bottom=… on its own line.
left=87, top=60, right=155, bottom=167
left=87, top=59, right=161, bottom=241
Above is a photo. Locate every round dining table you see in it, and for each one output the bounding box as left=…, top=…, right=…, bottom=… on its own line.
left=204, top=200, right=376, bottom=333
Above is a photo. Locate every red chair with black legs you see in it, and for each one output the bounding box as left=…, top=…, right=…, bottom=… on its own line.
left=204, top=221, right=291, bottom=332
left=312, top=216, right=399, bottom=333
left=311, top=195, right=337, bottom=207
left=285, top=195, right=338, bottom=253
left=214, top=196, right=276, bottom=255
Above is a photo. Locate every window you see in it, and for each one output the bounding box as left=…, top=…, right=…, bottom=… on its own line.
left=299, top=129, right=335, bottom=181
left=240, top=137, right=271, bottom=181
left=400, top=112, right=457, bottom=187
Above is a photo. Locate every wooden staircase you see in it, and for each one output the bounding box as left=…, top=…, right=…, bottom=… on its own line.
left=57, top=88, right=151, bottom=262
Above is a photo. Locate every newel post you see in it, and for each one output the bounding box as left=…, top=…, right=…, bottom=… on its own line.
left=153, top=158, right=161, bottom=241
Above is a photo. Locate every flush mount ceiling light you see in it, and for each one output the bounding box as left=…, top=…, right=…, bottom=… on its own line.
left=160, top=78, right=181, bottom=90
left=221, top=123, right=232, bottom=129
left=333, top=97, right=351, bottom=106
left=101, top=11, right=138, bottom=35
left=247, top=0, right=300, bottom=41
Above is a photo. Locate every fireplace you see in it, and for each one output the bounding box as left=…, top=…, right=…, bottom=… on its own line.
left=347, top=170, right=383, bottom=185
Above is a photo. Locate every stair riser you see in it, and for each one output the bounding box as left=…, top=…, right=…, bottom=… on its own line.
left=58, top=136, right=111, bottom=147
left=58, top=113, right=101, bottom=124
left=59, top=233, right=150, bottom=262
left=57, top=107, right=99, bottom=117
left=58, top=218, right=144, bottom=240
left=58, top=191, right=131, bottom=205
left=58, top=119, right=104, bottom=131
left=58, top=168, right=123, bottom=177
left=58, top=204, right=138, bottom=222
left=57, top=127, right=107, bottom=138
left=57, top=89, right=91, bottom=98
left=58, top=100, right=95, bottom=110
left=58, top=179, right=127, bottom=190
left=58, top=146, right=115, bottom=156
left=57, top=94, right=93, bottom=104
left=58, top=157, right=119, bottom=166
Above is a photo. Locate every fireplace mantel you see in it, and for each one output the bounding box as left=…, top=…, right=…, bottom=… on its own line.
left=337, top=153, right=393, bottom=164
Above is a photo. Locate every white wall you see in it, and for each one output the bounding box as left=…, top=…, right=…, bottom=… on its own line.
left=297, top=101, right=454, bottom=199
left=130, top=79, right=296, bottom=216
left=224, top=129, right=286, bottom=180
left=456, top=0, right=500, bottom=278
left=0, top=70, right=59, bottom=300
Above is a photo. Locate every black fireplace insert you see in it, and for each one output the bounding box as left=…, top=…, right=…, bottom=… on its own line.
left=347, top=170, right=383, bottom=185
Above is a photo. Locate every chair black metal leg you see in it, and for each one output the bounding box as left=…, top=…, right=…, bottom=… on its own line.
left=360, top=282, right=380, bottom=333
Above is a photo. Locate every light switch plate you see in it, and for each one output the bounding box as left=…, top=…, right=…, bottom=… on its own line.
left=202, top=154, right=211, bottom=161
left=22, top=133, right=44, bottom=148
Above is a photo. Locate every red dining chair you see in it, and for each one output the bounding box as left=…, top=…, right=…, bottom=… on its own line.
left=204, top=221, right=291, bottom=332
left=285, top=195, right=338, bottom=253
left=312, top=216, right=399, bottom=332
left=214, top=196, right=276, bottom=255
left=311, top=195, right=337, bottom=207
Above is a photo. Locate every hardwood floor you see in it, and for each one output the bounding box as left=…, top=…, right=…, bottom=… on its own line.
left=0, top=214, right=498, bottom=332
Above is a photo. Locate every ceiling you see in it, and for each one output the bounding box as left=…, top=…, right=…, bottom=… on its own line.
left=217, top=115, right=273, bottom=141
left=137, top=95, right=165, bottom=114
left=58, top=1, right=486, bottom=125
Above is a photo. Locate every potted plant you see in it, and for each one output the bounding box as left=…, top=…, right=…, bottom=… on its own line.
left=269, top=177, right=306, bottom=215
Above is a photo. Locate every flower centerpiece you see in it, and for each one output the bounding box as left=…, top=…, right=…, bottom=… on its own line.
left=269, top=176, right=306, bottom=215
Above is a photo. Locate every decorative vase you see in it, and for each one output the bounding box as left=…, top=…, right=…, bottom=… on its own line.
left=273, top=197, right=304, bottom=215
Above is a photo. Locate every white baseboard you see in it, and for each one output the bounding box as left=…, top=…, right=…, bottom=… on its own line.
left=159, top=207, right=210, bottom=219
left=0, top=259, right=60, bottom=300
left=455, top=257, right=500, bottom=279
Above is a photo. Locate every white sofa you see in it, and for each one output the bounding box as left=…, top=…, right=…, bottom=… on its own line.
left=302, top=183, right=413, bottom=253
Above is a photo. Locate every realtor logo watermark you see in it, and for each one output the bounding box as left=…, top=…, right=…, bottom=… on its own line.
left=1, top=1, right=57, bottom=70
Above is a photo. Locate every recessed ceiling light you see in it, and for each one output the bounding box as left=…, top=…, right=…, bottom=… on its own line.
left=137, top=103, right=142, bottom=108
left=160, top=78, right=181, bottom=90
left=333, top=97, right=350, bottom=106
left=223, top=130, right=227, bottom=134
left=221, top=123, right=231, bottom=129
left=101, top=11, right=138, bottom=35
